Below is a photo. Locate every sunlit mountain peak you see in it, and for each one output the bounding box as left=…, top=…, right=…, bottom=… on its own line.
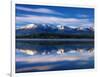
left=57, top=25, right=65, bottom=30
left=17, top=24, right=37, bottom=29
left=25, top=24, right=37, bottom=29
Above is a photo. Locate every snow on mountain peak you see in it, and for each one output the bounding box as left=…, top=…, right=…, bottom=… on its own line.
left=16, top=23, right=94, bottom=32
left=25, top=24, right=36, bottom=29
left=17, top=24, right=37, bottom=29
left=76, top=26, right=84, bottom=30
left=57, top=25, right=64, bottom=30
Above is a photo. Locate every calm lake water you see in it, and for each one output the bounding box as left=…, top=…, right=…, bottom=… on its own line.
left=16, top=40, right=94, bottom=73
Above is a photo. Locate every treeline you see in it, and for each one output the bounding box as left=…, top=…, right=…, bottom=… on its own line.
left=16, top=33, right=94, bottom=39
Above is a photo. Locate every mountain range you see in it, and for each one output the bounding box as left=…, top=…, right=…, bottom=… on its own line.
left=16, top=23, right=94, bottom=39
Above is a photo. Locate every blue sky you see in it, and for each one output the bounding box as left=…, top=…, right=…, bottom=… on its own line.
left=16, top=4, right=94, bottom=28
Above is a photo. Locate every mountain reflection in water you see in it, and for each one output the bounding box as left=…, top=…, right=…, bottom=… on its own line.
left=16, top=41, right=94, bottom=73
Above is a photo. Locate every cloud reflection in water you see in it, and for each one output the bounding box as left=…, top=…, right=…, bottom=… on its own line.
left=16, top=42, right=94, bottom=73
left=16, top=48, right=94, bottom=63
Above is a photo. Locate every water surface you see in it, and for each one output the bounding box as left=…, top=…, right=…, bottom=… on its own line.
left=16, top=40, right=94, bottom=73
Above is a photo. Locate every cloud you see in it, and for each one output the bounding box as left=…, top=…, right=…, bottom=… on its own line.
left=16, top=15, right=79, bottom=23
left=80, top=23, right=94, bottom=28
left=16, top=6, right=63, bottom=15
left=76, top=14, right=89, bottom=18
left=16, top=15, right=93, bottom=28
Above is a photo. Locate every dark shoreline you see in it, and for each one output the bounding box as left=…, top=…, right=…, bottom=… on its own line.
left=16, top=38, right=94, bottom=42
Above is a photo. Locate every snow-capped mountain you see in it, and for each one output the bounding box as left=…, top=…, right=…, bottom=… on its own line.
left=17, top=23, right=94, bottom=31
left=75, top=26, right=94, bottom=32
left=76, top=26, right=85, bottom=30
left=57, top=25, right=65, bottom=30
left=16, top=24, right=38, bottom=30
left=16, top=23, right=94, bottom=36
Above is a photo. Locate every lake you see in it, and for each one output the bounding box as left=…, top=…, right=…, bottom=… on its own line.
left=16, top=39, right=94, bottom=73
